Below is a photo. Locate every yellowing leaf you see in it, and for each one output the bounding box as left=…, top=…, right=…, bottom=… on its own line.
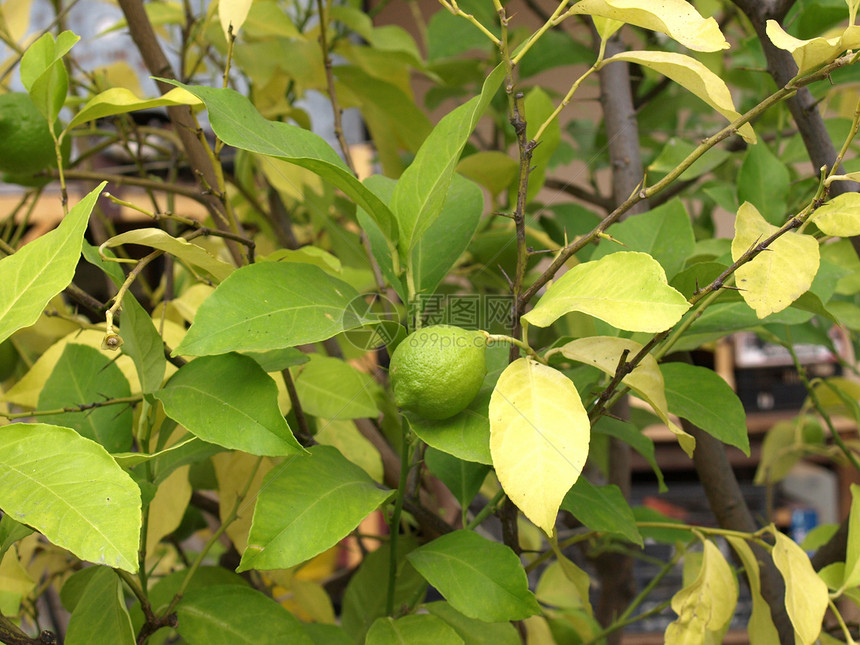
left=725, top=537, right=779, bottom=644
left=102, top=229, right=234, bottom=282
left=665, top=540, right=737, bottom=642
left=212, top=452, right=276, bottom=554
left=219, top=0, right=253, bottom=39
left=812, top=192, right=860, bottom=237
left=558, top=336, right=694, bottom=456
left=606, top=51, right=755, bottom=143
left=523, top=252, right=690, bottom=333
left=69, top=87, right=201, bottom=129
left=772, top=531, right=828, bottom=645
left=731, top=202, right=819, bottom=318
left=145, top=466, right=191, bottom=559
left=489, top=359, right=590, bottom=535
left=567, top=0, right=728, bottom=52
left=766, top=22, right=860, bottom=74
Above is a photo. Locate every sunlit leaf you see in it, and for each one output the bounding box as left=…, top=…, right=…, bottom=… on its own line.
left=68, top=87, right=200, bottom=129
left=489, top=359, right=589, bottom=534
left=725, top=537, right=779, bottom=645
left=523, top=252, right=690, bottom=333
left=219, top=0, right=253, bottom=38
left=0, top=183, right=105, bottom=345
left=0, top=424, right=140, bottom=572
left=812, top=192, right=860, bottom=237
left=294, top=355, right=380, bottom=420
left=665, top=540, right=737, bottom=641
left=568, top=0, right=729, bottom=51
left=772, top=531, right=828, bottom=645
left=558, top=337, right=695, bottom=455
left=606, top=51, right=755, bottom=142
left=731, top=202, right=820, bottom=318
left=766, top=21, right=860, bottom=73
left=64, top=566, right=135, bottom=645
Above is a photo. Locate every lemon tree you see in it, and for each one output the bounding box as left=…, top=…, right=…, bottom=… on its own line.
left=389, top=325, right=486, bottom=420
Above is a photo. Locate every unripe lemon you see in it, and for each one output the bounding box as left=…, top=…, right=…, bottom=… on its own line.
left=389, top=324, right=487, bottom=420
left=0, top=92, right=58, bottom=177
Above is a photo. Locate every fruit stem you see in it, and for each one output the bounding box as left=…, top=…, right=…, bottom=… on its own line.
left=481, top=331, right=543, bottom=363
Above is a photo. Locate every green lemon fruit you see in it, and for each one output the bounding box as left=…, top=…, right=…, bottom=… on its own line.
left=0, top=92, right=58, bottom=176
left=389, top=324, right=487, bottom=420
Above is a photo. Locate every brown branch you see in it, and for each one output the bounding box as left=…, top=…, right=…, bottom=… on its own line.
left=115, top=0, right=246, bottom=266
left=543, top=177, right=613, bottom=211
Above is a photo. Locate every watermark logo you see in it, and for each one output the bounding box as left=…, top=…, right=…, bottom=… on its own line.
left=341, top=293, right=400, bottom=351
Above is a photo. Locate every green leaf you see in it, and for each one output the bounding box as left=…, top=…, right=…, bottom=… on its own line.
left=489, top=359, right=589, bottom=534
left=176, top=585, right=313, bottom=645
left=118, top=293, right=166, bottom=394
left=407, top=388, right=492, bottom=464
left=841, top=484, right=860, bottom=589
left=561, top=478, right=642, bottom=545
left=424, top=601, right=521, bottom=645
left=174, top=262, right=368, bottom=356
left=0, top=182, right=105, bottom=345
left=660, top=362, right=749, bottom=455
left=161, top=80, right=398, bottom=243
left=341, top=539, right=427, bottom=641
left=457, top=151, right=519, bottom=196
left=65, top=567, right=134, bottom=645
left=665, top=540, right=738, bottom=640
left=413, top=174, right=484, bottom=296
left=606, top=51, right=755, bottom=143
left=239, top=445, right=393, bottom=571
left=772, top=531, right=828, bottom=645
left=0, top=423, right=140, bottom=571
left=293, top=355, right=379, bottom=419
left=732, top=202, right=820, bottom=318
left=737, top=144, right=790, bottom=225
left=590, top=199, right=696, bottom=279
left=407, top=530, right=540, bottom=622
left=38, top=344, right=133, bottom=453
left=20, top=30, right=79, bottom=122
left=568, top=0, right=729, bottom=51
left=523, top=87, right=560, bottom=200
left=366, top=615, right=465, bottom=645
left=0, top=516, right=33, bottom=563
left=391, top=63, right=504, bottom=255
left=592, top=416, right=665, bottom=491
left=153, top=353, right=304, bottom=457
left=68, top=87, right=201, bottom=129
left=102, top=228, right=234, bottom=282
left=424, top=447, right=490, bottom=509
left=523, top=252, right=690, bottom=333
left=725, top=537, right=779, bottom=644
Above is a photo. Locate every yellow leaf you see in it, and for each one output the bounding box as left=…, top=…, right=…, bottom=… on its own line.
left=772, top=531, right=828, bottom=645
left=568, top=0, right=728, bottom=52
left=0, top=547, right=35, bottom=616
left=766, top=21, right=860, bottom=74
left=606, top=51, right=755, bottom=143
left=812, top=192, right=860, bottom=237
left=558, top=336, right=695, bottom=456
left=145, top=466, right=192, bottom=558
left=665, top=540, right=737, bottom=642
left=523, top=252, right=690, bottom=333
left=212, top=452, right=275, bottom=554
left=69, top=87, right=200, bottom=128
left=6, top=330, right=140, bottom=407
left=731, top=202, right=819, bottom=318
left=219, top=0, right=253, bottom=39
left=725, top=537, right=780, bottom=644
left=489, top=359, right=590, bottom=535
